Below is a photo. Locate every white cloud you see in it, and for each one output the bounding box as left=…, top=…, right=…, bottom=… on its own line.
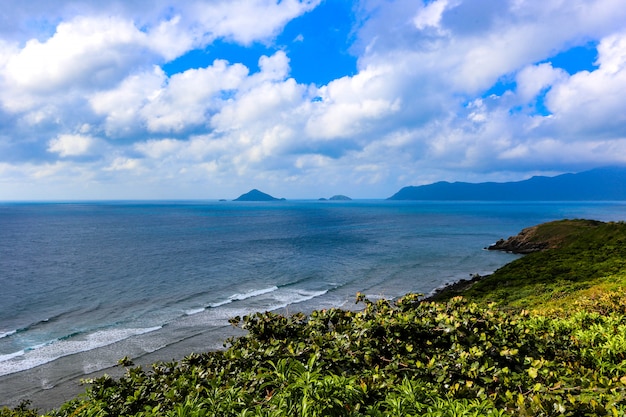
left=142, top=60, right=249, bottom=132
left=3, top=17, right=151, bottom=93
left=210, top=52, right=305, bottom=135
left=413, top=0, right=454, bottom=30
left=2, top=0, right=626, bottom=199
left=91, top=59, right=250, bottom=135
left=188, top=0, right=321, bottom=45
left=90, top=67, right=167, bottom=136
left=515, top=63, right=567, bottom=104
left=257, top=51, right=291, bottom=81
left=134, top=138, right=185, bottom=159
left=145, top=15, right=196, bottom=61
left=105, top=157, right=142, bottom=172
left=305, top=65, right=402, bottom=139
left=47, top=134, right=100, bottom=157
left=544, top=31, right=626, bottom=136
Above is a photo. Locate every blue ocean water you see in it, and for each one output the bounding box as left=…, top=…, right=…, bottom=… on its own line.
left=1, top=200, right=625, bottom=383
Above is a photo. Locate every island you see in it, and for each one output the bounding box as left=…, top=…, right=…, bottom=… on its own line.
left=319, top=195, right=352, bottom=201
left=233, top=189, right=285, bottom=201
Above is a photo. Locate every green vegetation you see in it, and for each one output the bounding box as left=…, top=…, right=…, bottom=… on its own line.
left=440, top=219, right=626, bottom=312
left=4, top=219, right=626, bottom=416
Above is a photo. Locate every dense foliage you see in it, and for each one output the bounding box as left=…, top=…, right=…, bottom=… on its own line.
left=4, top=219, right=626, bottom=416
left=3, top=294, right=626, bottom=416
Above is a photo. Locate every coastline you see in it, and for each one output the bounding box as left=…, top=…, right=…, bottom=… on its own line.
left=1, top=268, right=504, bottom=413
left=423, top=273, right=486, bottom=301
left=2, top=219, right=600, bottom=412
left=2, top=271, right=496, bottom=413
left=0, top=324, right=244, bottom=412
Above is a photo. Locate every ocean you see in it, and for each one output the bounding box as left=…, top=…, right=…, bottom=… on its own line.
left=1, top=200, right=626, bottom=407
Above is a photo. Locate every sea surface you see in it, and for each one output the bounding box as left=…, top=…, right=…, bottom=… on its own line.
left=1, top=200, right=626, bottom=406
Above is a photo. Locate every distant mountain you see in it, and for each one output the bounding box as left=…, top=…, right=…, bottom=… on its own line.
left=234, top=189, right=284, bottom=201
left=388, top=167, right=626, bottom=201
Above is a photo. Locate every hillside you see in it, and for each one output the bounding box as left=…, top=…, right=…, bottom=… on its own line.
left=431, top=219, right=626, bottom=312
left=388, top=166, right=626, bottom=200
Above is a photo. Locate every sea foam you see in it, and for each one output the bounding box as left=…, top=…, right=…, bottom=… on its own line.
left=0, top=326, right=161, bottom=377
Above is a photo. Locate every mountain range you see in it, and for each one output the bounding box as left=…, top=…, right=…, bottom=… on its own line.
left=388, top=167, right=626, bottom=201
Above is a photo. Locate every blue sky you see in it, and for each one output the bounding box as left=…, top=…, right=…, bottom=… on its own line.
left=1, top=0, right=625, bottom=200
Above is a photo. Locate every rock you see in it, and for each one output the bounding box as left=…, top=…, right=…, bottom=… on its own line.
left=486, top=227, right=550, bottom=254
left=487, top=219, right=604, bottom=254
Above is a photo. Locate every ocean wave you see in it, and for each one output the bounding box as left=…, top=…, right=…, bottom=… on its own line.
left=0, top=349, right=26, bottom=363
left=0, top=329, right=17, bottom=340
left=231, top=286, right=280, bottom=301
left=1, top=310, right=81, bottom=341
left=0, top=326, right=161, bottom=377
left=184, top=307, right=206, bottom=316
left=264, top=289, right=328, bottom=312
left=208, top=286, right=279, bottom=308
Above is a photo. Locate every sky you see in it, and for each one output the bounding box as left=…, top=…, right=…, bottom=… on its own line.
left=1, top=0, right=626, bottom=200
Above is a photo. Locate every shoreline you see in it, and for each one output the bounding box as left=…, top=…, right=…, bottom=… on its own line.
left=0, top=324, right=244, bottom=412
left=1, top=273, right=491, bottom=413
left=1, top=265, right=507, bottom=413
left=422, top=273, right=486, bottom=301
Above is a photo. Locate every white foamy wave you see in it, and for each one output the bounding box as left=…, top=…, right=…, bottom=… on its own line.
left=231, top=286, right=279, bottom=301
left=265, top=289, right=328, bottom=312
left=195, top=289, right=329, bottom=322
left=185, top=307, right=206, bottom=316
left=0, top=349, right=26, bottom=363
left=0, top=326, right=161, bottom=377
left=0, top=330, right=17, bottom=339
left=209, top=286, right=279, bottom=308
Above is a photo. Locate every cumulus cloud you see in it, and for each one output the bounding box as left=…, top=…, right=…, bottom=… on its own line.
left=91, top=59, right=250, bottom=136
left=47, top=134, right=102, bottom=157
left=544, top=31, right=626, bottom=136
left=188, top=0, right=321, bottom=45
left=305, top=64, right=407, bottom=141
left=4, top=17, right=152, bottom=94
left=2, top=0, right=626, bottom=199
left=515, top=63, right=567, bottom=104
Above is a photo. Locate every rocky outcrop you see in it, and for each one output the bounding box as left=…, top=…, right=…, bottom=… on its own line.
left=487, top=226, right=550, bottom=254
left=487, top=219, right=604, bottom=254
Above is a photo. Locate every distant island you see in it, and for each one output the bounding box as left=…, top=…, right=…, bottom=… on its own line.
left=233, top=189, right=285, bottom=201
left=388, top=166, right=626, bottom=200
left=319, top=195, right=352, bottom=201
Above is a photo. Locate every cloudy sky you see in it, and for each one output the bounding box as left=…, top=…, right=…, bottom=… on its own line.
left=1, top=0, right=626, bottom=200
